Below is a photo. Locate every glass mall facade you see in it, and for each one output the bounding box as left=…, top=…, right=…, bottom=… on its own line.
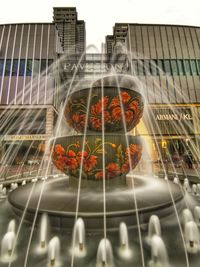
left=0, top=15, right=199, bottom=164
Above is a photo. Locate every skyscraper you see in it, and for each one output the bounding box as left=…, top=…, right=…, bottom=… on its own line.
left=53, top=7, right=86, bottom=54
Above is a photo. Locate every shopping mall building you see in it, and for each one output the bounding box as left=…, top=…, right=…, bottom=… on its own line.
left=0, top=7, right=199, bottom=163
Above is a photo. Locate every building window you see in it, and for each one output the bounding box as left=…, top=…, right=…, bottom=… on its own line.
left=190, top=60, right=198, bottom=75
left=157, top=60, right=165, bottom=75
left=26, top=59, right=32, bottom=76
left=0, top=59, right=54, bottom=76
left=183, top=60, right=192, bottom=75
left=143, top=60, right=151, bottom=75
left=12, top=59, right=18, bottom=76
left=0, top=59, right=4, bottom=76
left=138, top=60, right=144, bottom=76
left=177, top=60, right=184, bottom=75
left=197, top=60, right=200, bottom=75
left=170, top=60, right=178, bottom=76
left=150, top=60, right=158, bottom=75
left=5, top=59, right=11, bottom=76
left=19, top=59, right=25, bottom=76
left=163, top=60, right=171, bottom=75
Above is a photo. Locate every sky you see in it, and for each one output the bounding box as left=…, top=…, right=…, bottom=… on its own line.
left=0, top=0, right=199, bottom=51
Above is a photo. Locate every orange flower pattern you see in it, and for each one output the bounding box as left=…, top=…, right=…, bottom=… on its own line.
left=66, top=90, right=143, bottom=132
left=52, top=140, right=142, bottom=180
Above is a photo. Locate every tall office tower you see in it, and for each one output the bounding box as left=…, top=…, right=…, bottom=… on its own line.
left=105, top=23, right=128, bottom=54
left=105, top=35, right=114, bottom=54
left=53, top=7, right=86, bottom=54
left=76, top=20, right=86, bottom=54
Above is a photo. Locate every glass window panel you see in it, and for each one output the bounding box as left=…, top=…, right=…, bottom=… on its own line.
left=132, top=60, right=138, bottom=75
left=48, top=59, right=53, bottom=67
left=198, top=60, right=200, bottom=73
left=190, top=60, right=198, bottom=75
left=0, top=59, right=4, bottom=76
left=40, top=59, right=47, bottom=72
left=5, top=59, right=11, bottom=76
left=177, top=60, right=184, bottom=75
left=33, top=59, right=40, bottom=75
left=196, top=60, right=200, bottom=75
left=26, top=59, right=32, bottom=76
left=157, top=60, right=165, bottom=75
left=19, top=59, right=25, bottom=76
left=164, top=60, right=171, bottom=75
left=184, top=60, right=192, bottom=75
left=150, top=60, right=158, bottom=75
left=143, top=60, right=151, bottom=75
left=171, top=60, right=178, bottom=75
left=12, top=59, right=18, bottom=76
left=138, top=60, right=144, bottom=76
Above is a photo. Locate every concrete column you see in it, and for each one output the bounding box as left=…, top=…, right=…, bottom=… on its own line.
left=43, top=107, right=54, bottom=175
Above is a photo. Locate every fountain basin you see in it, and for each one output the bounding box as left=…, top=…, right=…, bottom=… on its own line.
left=8, top=176, right=184, bottom=231
left=65, top=86, right=144, bottom=133
left=51, top=135, right=142, bottom=180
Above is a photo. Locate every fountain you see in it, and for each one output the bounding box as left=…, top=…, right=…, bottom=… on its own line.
left=47, top=237, right=61, bottom=267
left=0, top=187, right=7, bottom=199
left=194, top=206, right=200, bottom=226
left=173, top=177, right=180, bottom=184
left=96, top=238, right=114, bottom=267
left=118, top=222, right=132, bottom=258
left=8, top=75, right=184, bottom=231
left=182, top=209, right=194, bottom=226
left=39, top=213, right=49, bottom=249
left=184, top=221, right=200, bottom=253
left=71, top=217, right=86, bottom=257
left=1, top=231, right=16, bottom=262
left=146, top=215, right=161, bottom=245
left=7, top=219, right=16, bottom=233
left=22, top=180, right=26, bottom=186
left=192, top=184, right=198, bottom=195
left=197, top=184, right=200, bottom=194
left=148, top=235, right=170, bottom=267
left=0, top=67, right=198, bottom=266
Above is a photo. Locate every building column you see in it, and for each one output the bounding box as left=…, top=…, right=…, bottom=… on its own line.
left=43, top=107, right=54, bottom=175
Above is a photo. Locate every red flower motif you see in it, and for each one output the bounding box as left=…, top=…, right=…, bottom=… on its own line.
left=65, top=157, right=79, bottom=170
left=72, top=114, right=80, bottom=123
left=126, top=144, right=138, bottom=157
left=123, top=144, right=142, bottom=171
left=83, top=155, right=97, bottom=172
left=121, top=91, right=131, bottom=104
left=112, top=107, right=121, bottom=121
left=77, top=151, right=88, bottom=158
left=109, top=91, right=131, bottom=108
left=67, top=150, right=76, bottom=157
left=90, top=97, right=111, bottom=130
left=72, top=113, right=86, bottom=131
left=129, top=100, right=138, bottom=112
left=109, top=96, right=120, bottom=108
left=55, top=144, right=65, bottom=155
left=106, top=163, right=121, bottom=178
left=121, top=162, right=130, bottom=173
left=95, top=171, right=104, bottom=180
left=91, top=96, right=109, bottom=115
left=54, top=156, right=67, bottom=171
left=125, top=110, right=134, bottom=123
left=90, top=117, right=102, bottom=130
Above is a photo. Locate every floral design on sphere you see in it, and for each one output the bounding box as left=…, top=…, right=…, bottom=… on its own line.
left=65, top=88, right=144, bottom=133
left=51, top=138, right=142, bottom=180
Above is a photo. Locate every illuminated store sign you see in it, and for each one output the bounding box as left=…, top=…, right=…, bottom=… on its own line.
left=143, top=108, right=194, bottom=135
left=63, top=63, right=128, bottom=73
left=4, top=135, right=50, bottom=141
left=155, top=113, right=192, bottom=121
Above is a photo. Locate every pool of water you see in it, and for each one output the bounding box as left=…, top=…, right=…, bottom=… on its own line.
left=0, top=185, right=200, bottom=267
